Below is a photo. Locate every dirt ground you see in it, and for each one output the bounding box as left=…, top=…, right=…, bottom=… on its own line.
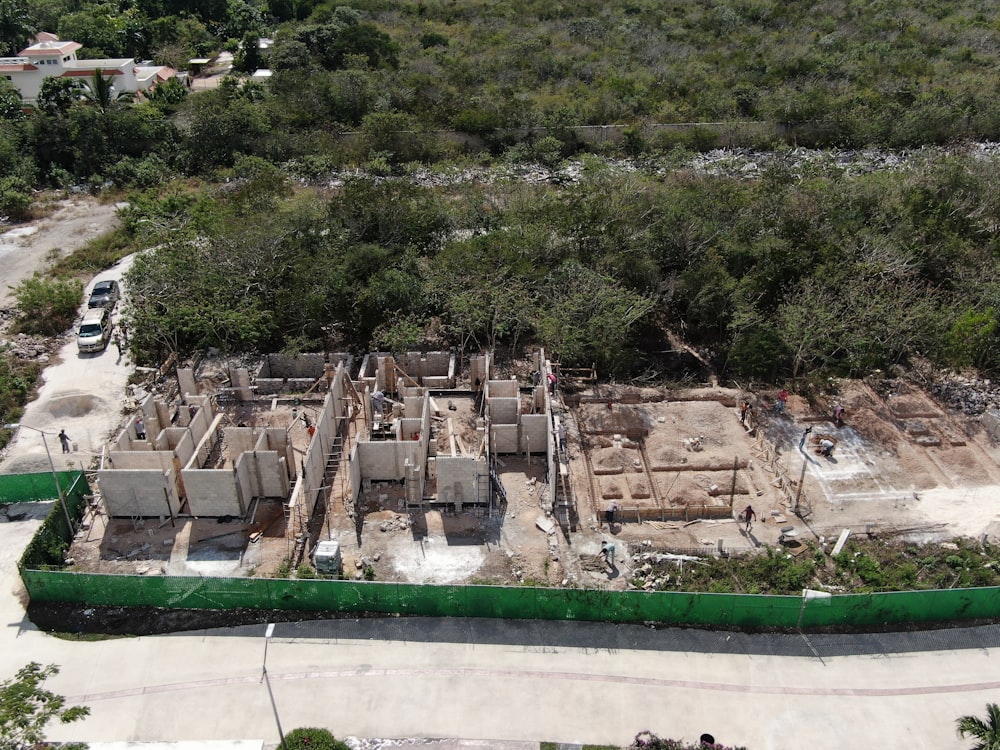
left=55, top=369, right=1000, bottom=595
left=0, top=196, right=122, bottom=307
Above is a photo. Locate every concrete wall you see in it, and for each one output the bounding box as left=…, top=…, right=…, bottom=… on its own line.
left=357, top=441, right=424, bottom=481
left=107, top=451, right=173, bottom=470
left=259, top=353, right=325, bottom=378
left=225, top=427, right=257, bottom=456
left=488, top=380, right=518, bottom=398
left=99, top=469, right=180, bottom=517
left=470, top=353, right=490, bottom=390
left=358, top=351, right=454, bottom=390
left=490, top=397, right=520, bottom=425
left=436, top=455, right=488, bottom=510
left=182, top=468, right=244, bottom=517
left=177, top=368, right=198, bottom=402
left=187, top=413, right=225, bottom=470
left=187, top=402, right=214, bottom=446
left=234, top=451, right=290, bottom=498
left=160, top=428, right=195, bottom=468
left=490, top=424, right=519, bottom=454
left=521, top=414, right=549, bottom=452
left=288, top=366, right=347, bottom=525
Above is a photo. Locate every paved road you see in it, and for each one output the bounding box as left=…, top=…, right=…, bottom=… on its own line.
left=0, top=510, right=994, bottom=750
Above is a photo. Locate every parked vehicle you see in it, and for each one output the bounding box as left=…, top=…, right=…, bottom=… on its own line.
left=77, top=307, right=112, bottom=353
left=88, top=279, right=120, bottom=309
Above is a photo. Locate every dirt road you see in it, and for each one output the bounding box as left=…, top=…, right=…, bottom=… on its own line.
left=0, top=198, right=122, bottom=307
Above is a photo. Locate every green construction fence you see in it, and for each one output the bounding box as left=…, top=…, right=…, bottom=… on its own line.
left=0, top=471, right=84, bottom=504
left=11, top=471, right=1000, bottom=629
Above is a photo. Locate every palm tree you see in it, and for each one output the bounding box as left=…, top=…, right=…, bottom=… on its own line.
left=81, top=69, right=134, bottom=112
left=957, top=703, right=1000, bottom=750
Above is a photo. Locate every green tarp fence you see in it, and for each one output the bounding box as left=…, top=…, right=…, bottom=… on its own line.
left=10, top=470, right=1000, bottom=629
left=18, top=569, right=1000, bottom=629
left=0, top=471, right=83, bottom=504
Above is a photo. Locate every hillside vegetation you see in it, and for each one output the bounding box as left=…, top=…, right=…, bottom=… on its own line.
left=2, top=0, right=1000, bottom=382
left=120, top=151, right=1000, bottom=380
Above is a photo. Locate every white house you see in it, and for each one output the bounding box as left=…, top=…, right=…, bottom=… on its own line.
left=0, top=32, right=175, bottom=104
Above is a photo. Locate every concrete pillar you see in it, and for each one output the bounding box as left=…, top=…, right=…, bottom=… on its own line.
left=234, top=368, right=252, bottom=402
left=177, top=368, right=197, bottom=403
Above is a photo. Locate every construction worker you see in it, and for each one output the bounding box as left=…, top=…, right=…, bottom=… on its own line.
left=601, top=540, right=616, bottom=569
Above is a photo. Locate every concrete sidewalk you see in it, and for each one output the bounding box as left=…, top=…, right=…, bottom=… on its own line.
left=0, top=510, right=995, bottom=749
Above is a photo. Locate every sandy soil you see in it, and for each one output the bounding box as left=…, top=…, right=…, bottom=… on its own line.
left=0, top=197, right=122, bottom=307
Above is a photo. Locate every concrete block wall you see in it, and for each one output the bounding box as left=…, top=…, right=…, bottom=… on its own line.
left=256, top=429, right=295, bottom=480
left=255, top=378, right=318, bottom=395
left=403, top=395, right=423, bottom=419
left=259, top=353, right=326, bottom=379
left=490, top=424, right=519, bottom=453
left=488, top=380, right=518, bottom=398
left=470, top=353, right=490, bottom=390
left=177, top=368, right=198, bottom=402
left=225, top=427, right=257, bottom=456
left=490, top=397, right=520, bottom=425
left=99, top=469, right=180, bottom=517
left=357, top=441, right=424, bottom=481
left=521, top=414, right=549, bottom=453
left=289, top=380, right=342, bottom=524
left=187, top=401, right=214, bottom=445
left=348, top=445, right=361, bottom=505
left=186, top=413, right=225, bottom=470
left=182, top=468, right=244, bottom=516
left=154, top=427, right=194, bottom=466
left=258, top=452, right=290, bottom=497
left=234, top=458, right=253, bottom=511
left=234, top=451, right=290, bottom=498
left=107, top=450, right=174, bottom=471
left=233, top=367, right=252, bottom=401
left=153, top=401, right=171, bottom=435
left=138, top=394, right=161, bottom=440
left=436, top=456, right=488, bottom=509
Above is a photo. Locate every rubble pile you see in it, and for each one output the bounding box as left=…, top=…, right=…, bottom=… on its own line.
left=629, top=551, right=705, bottom=591
left=0, top=332, right=56, bottom=362
left=300, top=141, right=1000, bottom=190
left=930, top=374, right=1000, bottom=416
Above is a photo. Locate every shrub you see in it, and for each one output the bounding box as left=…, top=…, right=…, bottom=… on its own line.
left=280, top=728, right=349, bottom=750
left=12, top=275, right=84, bottom=336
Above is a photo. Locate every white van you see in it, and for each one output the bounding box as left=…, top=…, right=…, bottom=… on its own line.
left=77, top=307, right=112, bottom=353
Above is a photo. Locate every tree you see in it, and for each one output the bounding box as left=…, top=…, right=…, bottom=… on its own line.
left=0, top=0, right=34, bottom=57
left=0, top=78, right=22, bottom=121
left=36, top=77, right=80, bottom=117
left=0, top=662, right=89, bottom=750
left=957, top=703, right=1000, bottom=750
left=81, top=68, right=134, bottom=112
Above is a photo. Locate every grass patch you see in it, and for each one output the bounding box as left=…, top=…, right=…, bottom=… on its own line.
left=49, top=226, right=135, bottom=277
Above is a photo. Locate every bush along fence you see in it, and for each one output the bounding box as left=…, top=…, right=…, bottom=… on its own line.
left=12, top=471, right=1000, bottom=630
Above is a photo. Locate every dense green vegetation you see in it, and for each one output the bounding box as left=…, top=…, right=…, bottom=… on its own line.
left=4, top=0, right=1000, bottom=204
left=118, top=148, right=1000, bottom=378
left=2, top=0, right=1000, bottom=381
left=637, top=538, right=1000, bottom=594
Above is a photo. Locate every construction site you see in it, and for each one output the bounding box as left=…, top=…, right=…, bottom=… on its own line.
left=61, top=349, right=1000, bottom=590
